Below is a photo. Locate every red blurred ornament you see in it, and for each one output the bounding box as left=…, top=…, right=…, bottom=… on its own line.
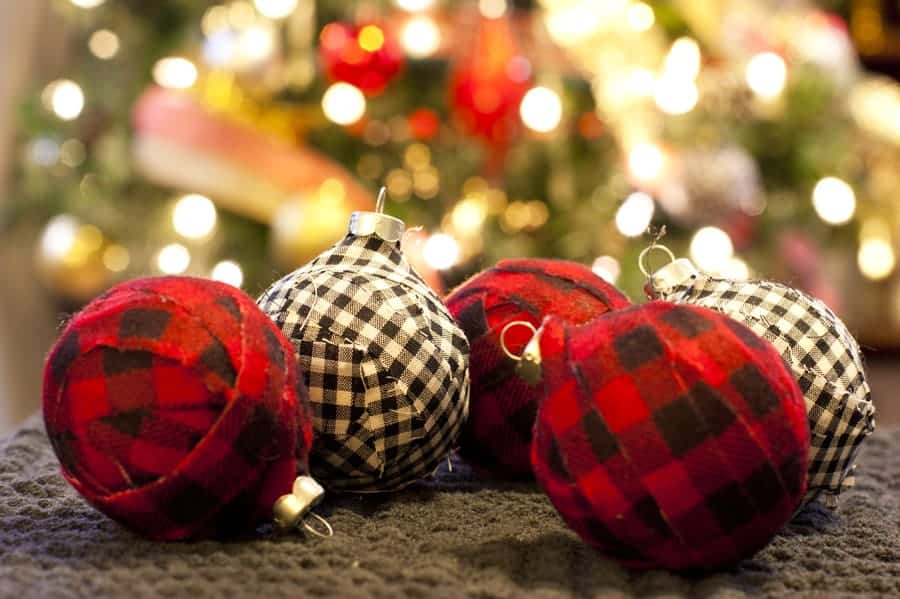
left=319, top=22, right=403, bottom=96
left=530, top=302, right=809, bottom=571
left=43, top=276, right=313, bottom=541
left=408, top=108, right=441, bottom=140
left=448, top=15, right=531, bottom=151
left=446, top=259, right=631, bottom=477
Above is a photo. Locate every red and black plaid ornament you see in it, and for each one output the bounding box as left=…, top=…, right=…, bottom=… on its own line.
left=42, top=276, right=313, bottom=541
left=446, top=259, right=631, bottom=477
left=530, top=301, right=810, bottom=571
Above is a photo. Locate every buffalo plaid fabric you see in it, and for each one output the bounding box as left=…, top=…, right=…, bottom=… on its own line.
left=258, top=234, right=470, bottom=492
left=446, top=259, right=631, bottom=477
left=43, top=276, right=311, bottom=541
left=653, top=273, right=875, bottom=507
left=531, top=302, right=809, bottom=571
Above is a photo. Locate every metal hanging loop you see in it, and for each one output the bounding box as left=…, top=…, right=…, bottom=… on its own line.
left=302, top=513, right=334, bottom=539
left=499, top=321, right=538, bottom=362
left=638, top=244, right=676, bottom=278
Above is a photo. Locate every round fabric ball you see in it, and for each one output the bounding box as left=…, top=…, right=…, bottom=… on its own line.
left=446, top=259, right=631, bottom=477
left=531, top=302, right=809, bottom=571
left=649, top=266, right=874, bottom=508
left=258, top=233, right=470, bottom=492
left=43, top=276, right=312, bottom=541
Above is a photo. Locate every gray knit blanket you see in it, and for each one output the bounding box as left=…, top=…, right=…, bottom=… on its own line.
left=1, top=415, right=898, bottom=598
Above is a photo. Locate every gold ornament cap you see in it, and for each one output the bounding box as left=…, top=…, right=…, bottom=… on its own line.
left=273, top=475, right=331, bottom=537
left=499, top=321, right=543, bottom=385
left=348, top=187, right=404, bottom=243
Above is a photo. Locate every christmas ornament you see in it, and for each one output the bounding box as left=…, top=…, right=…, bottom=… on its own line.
left=318, top=22, right=404, bottom=95
left=644, top=246, right=874, bottom=508
left=258, top=189, right=470, bottom=492
left=449, top=15, right=530, bottom=151
left=446, top=259, right=631, bottom=477
left=36, top=215, right=123, bottom=303
left=133, top=86, right=372, bottom=223
left=529, top=301, right=809, bottom=571
left=658, top=146, right=764, bottom=225
left=43, top=276, right=319, bottom=541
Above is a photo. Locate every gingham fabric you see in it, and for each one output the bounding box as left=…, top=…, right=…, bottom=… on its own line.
left=43, top=276, right=311, bottom=541
left=446, top=259, right=631, bottom=477
left=652, top=272, right=875, bottom=507
left=531, top=302, right=809, bottom=571
left=258, top=234, right=470, bottom=492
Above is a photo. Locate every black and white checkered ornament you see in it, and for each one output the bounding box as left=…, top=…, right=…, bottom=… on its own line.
left=644, top=249, right=875, bottom=508
left=258, top=191, right=470, bottom=492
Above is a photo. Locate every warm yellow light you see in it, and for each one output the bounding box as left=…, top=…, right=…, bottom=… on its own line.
left=422, top=233, right=460, bottom=270
left=723, top=257, right=750, bottom=281
left=239, top=24, right=277, bottom=66
left=395, top=0, right=435, bottom=11
left=627, top=2, right=655, bottom=32
left=70, top=0, right=105, bottom=8
left=102, top=244, right=130, bottom=273
left=592, top=255, right=621, bottom=284
left=690, top=227, right=734, bottom=273
left=654, top=76, right=698, bottom=115
left=626, top=68, right=656, bottom=97
left=664, top=37, right=701, bottom=80
left=479, top=0, right=507, bottom=19
left=89, top=29, right=119, bottom=59
left=153, top=57, right=198, bottom=89
left=211, top=260, right=244, bottom=288
left=520, top=86, right=563, bottom=133
left=812, top=177, right=855, bottom=225
left=319, top=178, right=346, bottom=203
left=358, top=25, right=385, bottom=52
left=401, top=16, right=441, bottom=58
left=173, top=194, right=217, bottom=239
left=627, top=143, right=664, bottom=183
left=615, top=192, right=655, bottom=237
left=322, top=82, right=366, bottom=125
left=40, top=215, right=79, bottom=260
left=46, top=80, right=85, bottom=121
left=451, top=198, right=487, bottom=234
left=858, top=238, right=895, bottom=280
left=253, top=0, right=297, bottom=19
left=746, top=52, right=787, bottom=98
left=157, top=243, right=191, bottom=274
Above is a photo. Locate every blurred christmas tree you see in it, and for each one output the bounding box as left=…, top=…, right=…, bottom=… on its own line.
left=8, top=0, right=900, bottom=344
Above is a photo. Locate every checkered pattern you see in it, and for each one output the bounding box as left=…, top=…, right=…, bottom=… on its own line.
left=258, top=234, right=470, bottom=492
left=446, top=259, right=631, bottom=477
left=531, top=302, right=809, bottom=571
left=654, top=274, right=875, bottom=507
left=43, top=276, right=311, bottom=541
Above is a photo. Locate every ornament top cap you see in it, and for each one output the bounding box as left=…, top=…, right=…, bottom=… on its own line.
left=639, top=243, right=699, bottom=294
left=348, top=187, right=405, bottom=243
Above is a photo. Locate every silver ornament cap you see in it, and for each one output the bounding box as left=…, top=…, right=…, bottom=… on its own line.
left=649, top=258, right=699, bottom=293
left=348, top=187, right=404, bottom=243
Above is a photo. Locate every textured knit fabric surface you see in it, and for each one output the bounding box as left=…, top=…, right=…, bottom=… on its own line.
left=531, top=302, right=809, bottom=571
left=652, top=273, right=875, bottom=508
left=258, top=234, right=470, bottom=492
left=446, top=259, right=631, bottom=477
left=1, top=415, right=898, bottom=599
left=42, top=276, right=311, bottom=541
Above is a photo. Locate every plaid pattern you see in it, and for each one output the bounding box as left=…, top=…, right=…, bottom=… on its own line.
left=531, top=302, right=809, bottom=571
left=447, top=259, right=631, bottom=477
left=43, top=276, right=311, bottom=541
left=654, top=274, right=875, bottom=507
left=258, top=234, right=470, bottom=492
